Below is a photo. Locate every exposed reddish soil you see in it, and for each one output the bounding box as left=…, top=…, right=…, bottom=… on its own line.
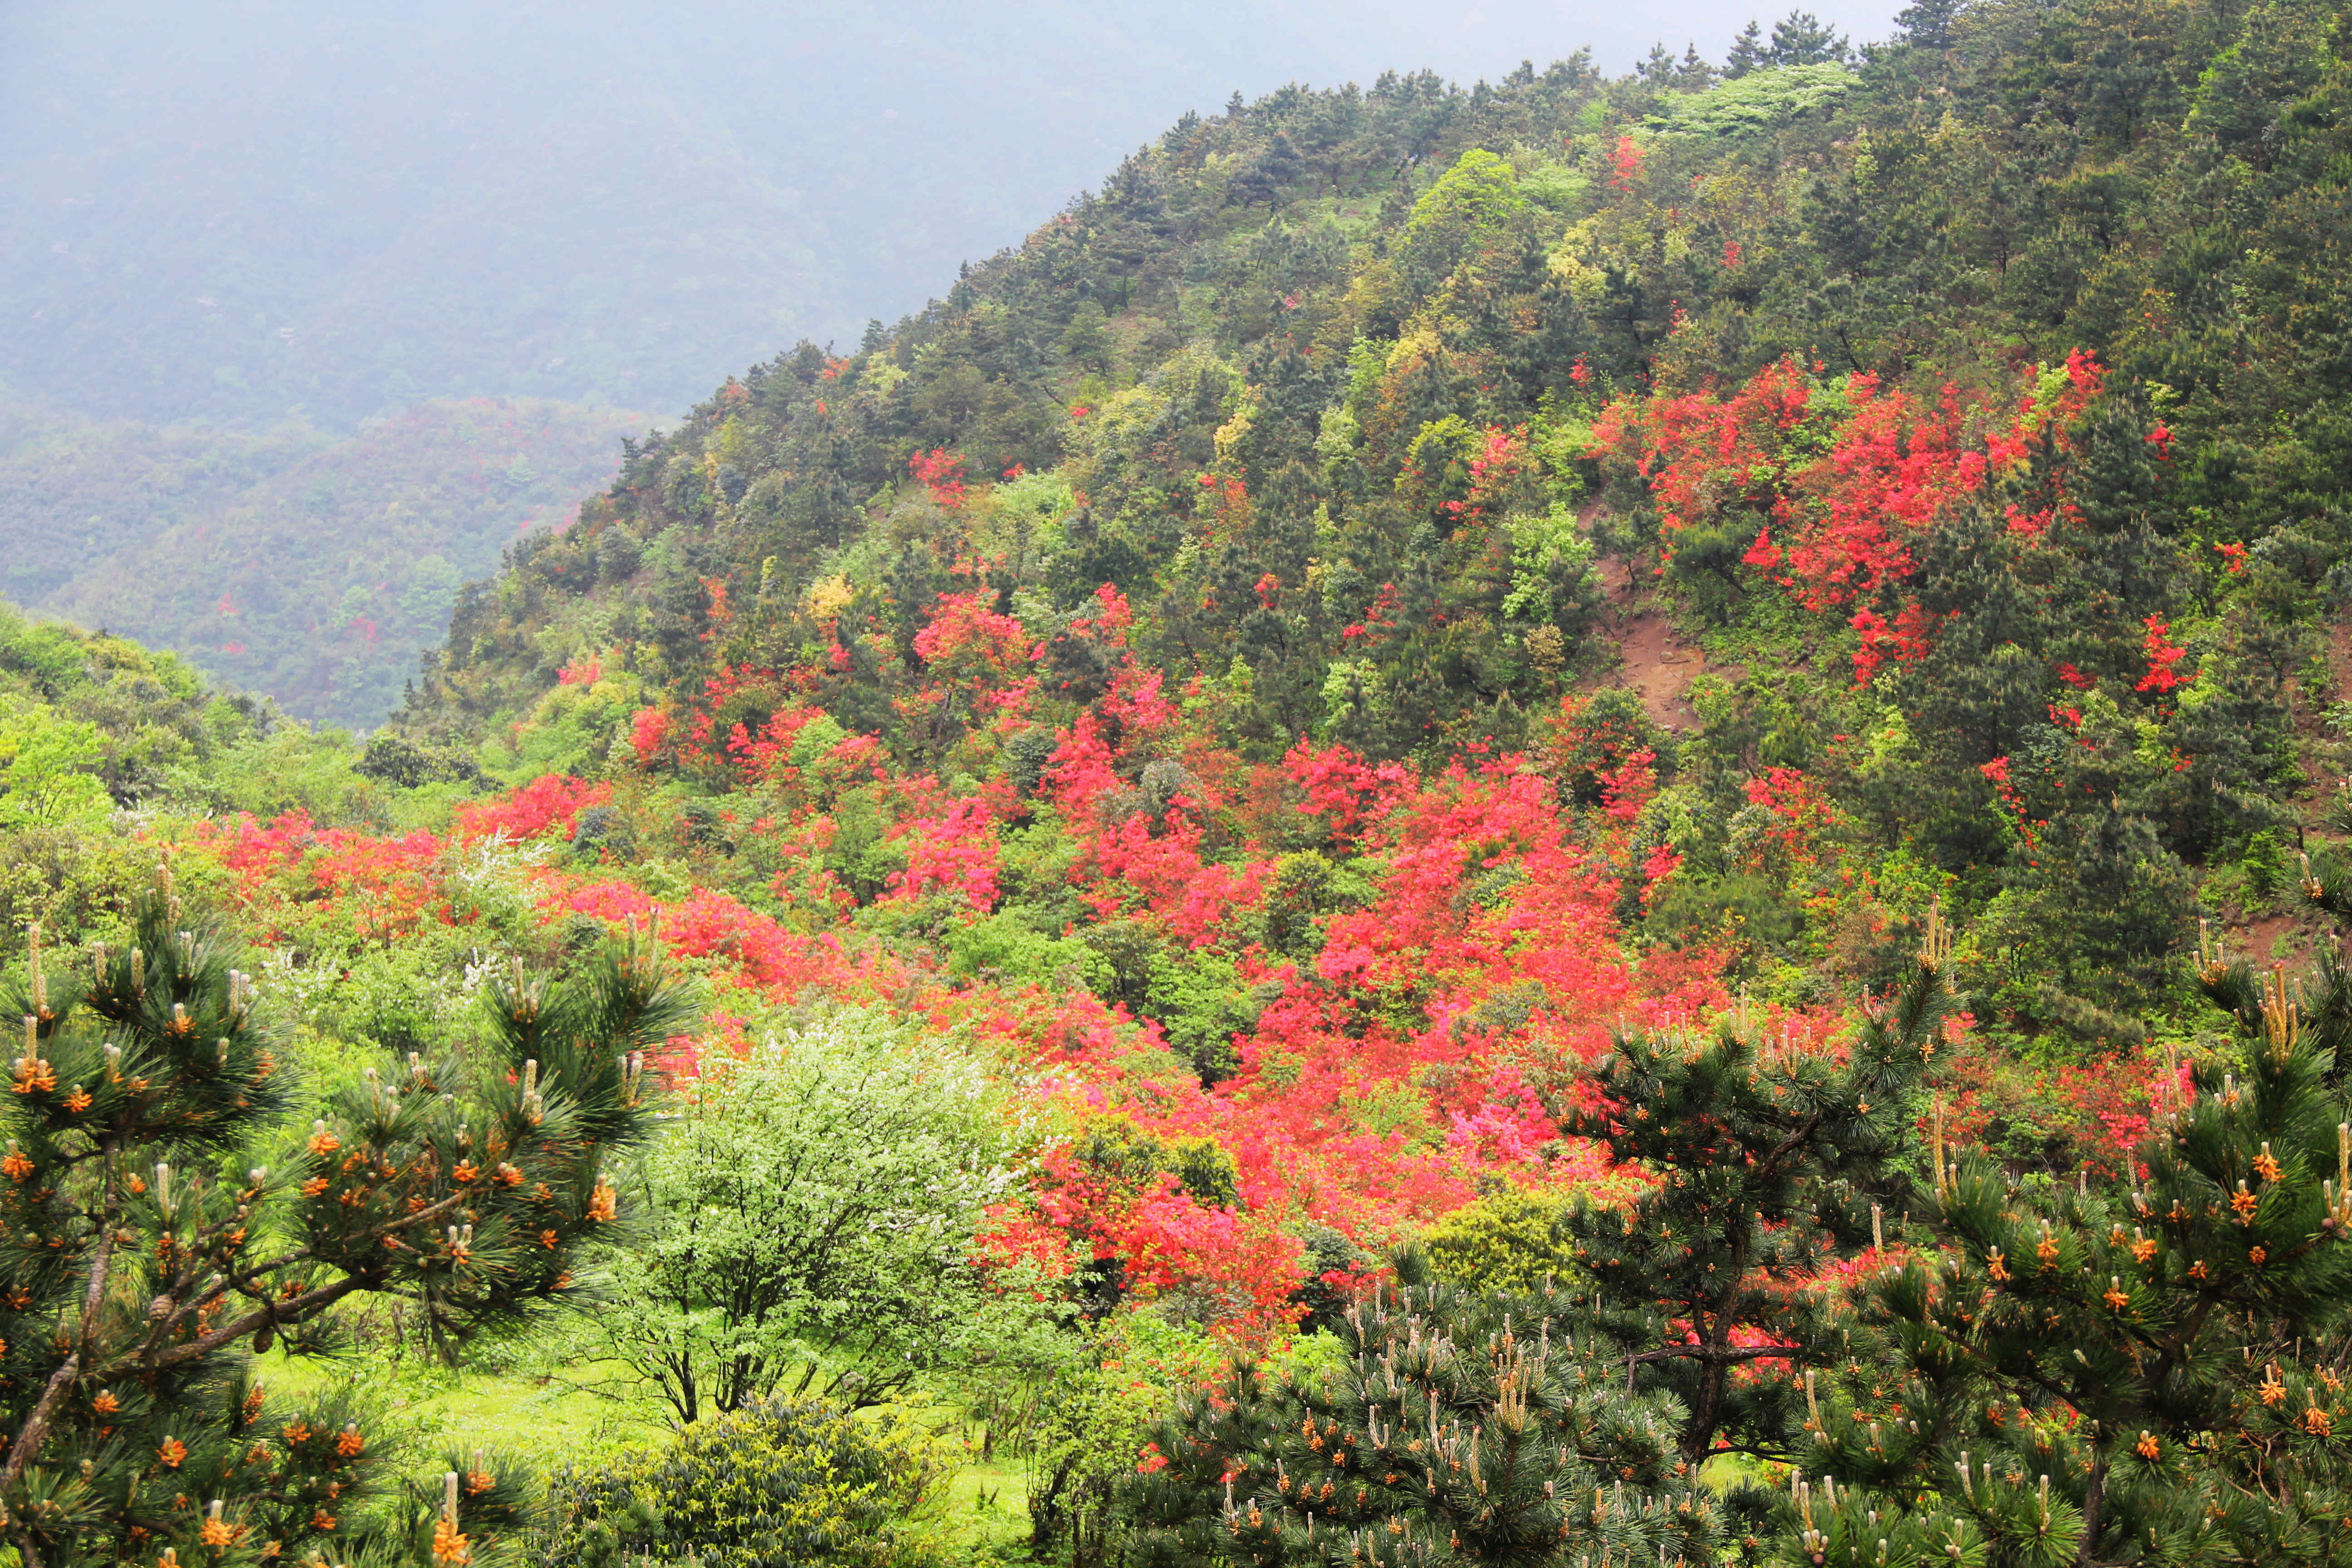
left=2239, top=911, right=2303, bottom=965
left=1588, top=553, right=1707, bottom=731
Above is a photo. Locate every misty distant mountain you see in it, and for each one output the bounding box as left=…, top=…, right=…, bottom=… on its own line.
left=0, top=0, right=1896, bottom=430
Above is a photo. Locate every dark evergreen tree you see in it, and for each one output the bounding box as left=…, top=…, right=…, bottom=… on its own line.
left=1121, top=1275, right=1730, bottom=1568
left=1726, top=20, right=1769, bottom=76
left=1994, top=796, right=2195, bottom=1015
left=1560, top=907, right=1965, bottom=1464
left=1765, top=10, right=1850, bottom=65
left=1774, top=975, right=2352, bottom=1568
left=1891, top=0, right=1961, bottom=50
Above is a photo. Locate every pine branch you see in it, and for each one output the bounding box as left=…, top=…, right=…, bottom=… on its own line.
left=2304, top=852, right=2352, bottom=922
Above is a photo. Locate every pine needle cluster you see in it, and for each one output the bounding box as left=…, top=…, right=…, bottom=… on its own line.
left=1771, top=955, right=2352, bottom=1568
left=1124, top=1277, right=1726, bottom=1568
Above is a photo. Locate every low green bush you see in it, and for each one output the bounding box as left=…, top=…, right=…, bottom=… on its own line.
left=1421, top=1186, right=1582, bottom=1292
left=538, top=1398, right=946, bottom=1568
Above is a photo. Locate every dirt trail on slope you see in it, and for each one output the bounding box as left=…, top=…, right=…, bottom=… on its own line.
left=1588, top=552, right=1708, bottom=732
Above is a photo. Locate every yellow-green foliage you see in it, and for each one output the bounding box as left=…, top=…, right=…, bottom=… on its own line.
left=486, top=659, right=647, bottom=781
left=543, top=1398, right=949, bottom=1568
left=1398, top=147, right=1530, bottom=288
left=1422, top=1188, right=1581, bottom=1293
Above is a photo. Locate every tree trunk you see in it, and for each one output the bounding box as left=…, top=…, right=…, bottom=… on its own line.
left=2077, top=1450, right=2105, bottom=1568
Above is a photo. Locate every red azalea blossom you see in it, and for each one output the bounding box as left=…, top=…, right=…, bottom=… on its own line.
left=630, top=707, right=671, bottom=764
left=909, top=448, right=970, bottom=509
left=1609, top=135, right=1644, bottom=192
left=1849, top=602, right=1936, bottom=686
left=1590, top=354, right=2107, bottom=617
left=2136, top=614, right=2187, bottom=693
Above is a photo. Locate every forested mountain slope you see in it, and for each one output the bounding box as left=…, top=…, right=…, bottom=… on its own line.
left=397, top=0, right=2352, bottom=1035
left=0, top=397, right=644, bottom=727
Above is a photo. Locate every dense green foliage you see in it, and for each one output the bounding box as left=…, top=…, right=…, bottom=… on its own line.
left=1559, top=926, right=1963, bottom=1464
left=579, top=1010, right=1031, bottom=1421
left=1417, top=1191, right=1581, bottom=1294
left=1124, top=1277, right=1734, bottom=1568
left=0, top=878, right=691, bottom=1566
left=1799, top=1010, right=2352, bottom=1568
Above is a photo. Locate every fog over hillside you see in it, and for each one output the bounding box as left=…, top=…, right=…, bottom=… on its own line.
left=1, top=0, right=1898, bottom=429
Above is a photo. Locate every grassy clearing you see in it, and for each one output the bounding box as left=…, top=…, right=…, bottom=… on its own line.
left=260, top=1350, right=1040, bottom=1559
left=925, top=1424, right=1036, bottom=1562
left=259, top=1350, right=662, bottom=1479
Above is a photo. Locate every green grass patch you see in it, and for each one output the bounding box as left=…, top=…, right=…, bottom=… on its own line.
left=259, top=1349, right=661, bottom=1481
left=260, top=1351, right=1042, bottom=1559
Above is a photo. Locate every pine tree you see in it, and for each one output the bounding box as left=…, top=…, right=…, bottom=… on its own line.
left=1120, top=1275, right=1727, bottom=1568
left=0, top=866, right=694, bottom=1567
left=1891, top=0, right=1963, bottom=51
left=1774, top=971, right=2352, bottom=1568
left=1726, top=21, right=1768, bottom=77
left=1765, top=11, right=1851, bottom=66
left=2260, top=855, right=2352, bottom=1078
left=1559, top=907, right=1965, bottom=1465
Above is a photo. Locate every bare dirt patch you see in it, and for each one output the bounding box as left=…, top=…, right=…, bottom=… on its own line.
left=1588, top=554, right=1707, bottom=731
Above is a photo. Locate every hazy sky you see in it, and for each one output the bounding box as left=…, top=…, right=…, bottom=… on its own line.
left=0, top=0, right=1901, bottom=426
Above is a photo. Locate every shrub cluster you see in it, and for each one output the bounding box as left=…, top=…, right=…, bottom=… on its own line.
left=539, top=1399, right=946, bottom=1568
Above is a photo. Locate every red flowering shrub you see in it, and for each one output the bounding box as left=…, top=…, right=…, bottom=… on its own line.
left=630, top=706, right=671, bottom=764
left=912, top=594, right=1033, bottom=680
left=909, top=448, right=970, bottom=509
left=453, top=775, right=612, bottom=842
left=2137, top=614, right=2188, bottom=693
left=1609, top=135, right=1644, bottom=192
left=887, top=794, right=1004, bottom=911
left=1590, top=353, right=2109, bottom=681
left=1736, top=767, right=1838, bottom=872
left=1850, top=603, right=1937, bottom=686
left=171, top=647, right=1805, bottom=1332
